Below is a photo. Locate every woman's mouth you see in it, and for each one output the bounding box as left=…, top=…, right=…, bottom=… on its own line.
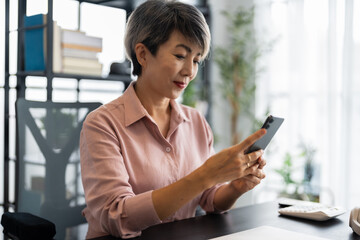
left=174, top=81, right=187, bottom=89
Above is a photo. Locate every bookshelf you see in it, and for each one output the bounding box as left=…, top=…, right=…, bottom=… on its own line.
left=2, top=0, right=211, bottom=214
left=2, top=0, right=133, bottom=214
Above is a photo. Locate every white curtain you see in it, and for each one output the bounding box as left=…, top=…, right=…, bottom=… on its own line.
left=254, top=0, right=360, bottom=209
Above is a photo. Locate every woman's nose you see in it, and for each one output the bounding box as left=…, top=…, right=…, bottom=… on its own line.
left=181, top=60, right=196, bottom=78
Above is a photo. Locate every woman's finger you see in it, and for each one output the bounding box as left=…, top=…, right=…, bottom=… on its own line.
left=242, top=175, right=262, bottom=186
left=245, top=164, right=266, bottom=178
left=258, top=157, right=266, bottom=169
left=234, top=128, right=266, bottom=153
left=243, top=149, right=264, bottom=167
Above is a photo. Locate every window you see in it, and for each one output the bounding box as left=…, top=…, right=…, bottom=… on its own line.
left=254, top=0, right=360, bottom=208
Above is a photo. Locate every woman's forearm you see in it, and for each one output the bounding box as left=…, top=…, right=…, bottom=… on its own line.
left=152, top=165, right=213, bottom=220
left=213, top=166, right=266, bottom=211
left=213, top=183, right=243, bottom=211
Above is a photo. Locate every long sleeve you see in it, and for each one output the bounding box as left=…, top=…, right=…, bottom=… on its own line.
left=197, top=116, right=225, bottom=213
left=80, top=113, right=162, bottom=239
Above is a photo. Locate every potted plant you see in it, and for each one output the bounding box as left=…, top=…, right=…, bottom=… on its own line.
left=274, top=152, right=303, bottom=200
left=274, top=143, right=319, bottom=201
left=213, top=6, right=274, bottom=145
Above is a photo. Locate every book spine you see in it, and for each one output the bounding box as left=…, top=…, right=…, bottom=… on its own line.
left=62, top=48, right=98, bottom=59
left=52, top=21, right=62, bottom=73
left=61, top=43, right=102, bottom=52
left=62, top=66, right=103, bottom=76
left=62, top=57, right=102, bottom=69
left=24, top=14, right=46, bottom=71
left=61, top=30, right=102, bottom=48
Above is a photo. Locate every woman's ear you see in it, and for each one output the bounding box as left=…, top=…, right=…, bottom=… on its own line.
left=134, top=43, right=148, bottom=68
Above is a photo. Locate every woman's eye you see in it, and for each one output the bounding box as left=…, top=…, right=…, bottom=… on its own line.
left=175, top=55, right=185, bottom=59
left=194, top=59, right=203, bottom=65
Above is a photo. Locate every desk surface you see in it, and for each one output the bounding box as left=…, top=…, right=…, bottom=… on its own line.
left=94, top=201, right=360, bottom=240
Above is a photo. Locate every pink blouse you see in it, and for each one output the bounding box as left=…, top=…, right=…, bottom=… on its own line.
left=80, top=82, right=222, bottom=239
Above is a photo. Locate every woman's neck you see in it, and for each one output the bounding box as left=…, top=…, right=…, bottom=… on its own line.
left=134, top=80, right=171, bottom=118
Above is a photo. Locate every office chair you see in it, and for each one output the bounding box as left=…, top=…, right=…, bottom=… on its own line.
left=14, top=99, right=101, bottom=239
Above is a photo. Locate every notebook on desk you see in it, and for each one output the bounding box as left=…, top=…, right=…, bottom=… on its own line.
left=209, top=225, right=330, bottom=240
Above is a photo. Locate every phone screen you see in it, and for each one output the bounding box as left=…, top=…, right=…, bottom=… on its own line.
left=246, top=115, right=284, bottom=154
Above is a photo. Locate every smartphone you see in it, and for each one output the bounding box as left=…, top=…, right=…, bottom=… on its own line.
left=245, top=115, right=284, bottom=154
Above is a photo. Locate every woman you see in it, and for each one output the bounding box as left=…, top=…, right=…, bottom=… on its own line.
left=80, top=0, right=266, bottom=239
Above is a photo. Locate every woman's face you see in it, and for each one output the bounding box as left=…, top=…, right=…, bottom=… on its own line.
left=139, top=31, right=202, bottom=100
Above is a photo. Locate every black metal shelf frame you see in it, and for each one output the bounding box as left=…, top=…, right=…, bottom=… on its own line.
left=3, top=0, right=11, bottom=213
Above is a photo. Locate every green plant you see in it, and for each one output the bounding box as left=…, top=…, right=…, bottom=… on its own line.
left=213, top=7, right=274, bottom=145
left=275, top=153, right=297, bottom=188
left=182, top=79, right=198, bottom=108
left=274, top=143, right=319, bottom=201
left=274, top=152, right=303, bottom=199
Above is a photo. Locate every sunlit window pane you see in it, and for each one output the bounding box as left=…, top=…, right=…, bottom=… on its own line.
left=80, top=3, right=127, bottom=75
left=256, top=0, right=360, bottom=208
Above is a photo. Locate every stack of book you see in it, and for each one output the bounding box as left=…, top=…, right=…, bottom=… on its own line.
left=24, top=14, right=103, bottom=76
left=54, top=29, right=103, bottom=76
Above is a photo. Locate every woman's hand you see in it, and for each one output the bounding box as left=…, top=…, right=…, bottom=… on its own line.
left=213, top=159, right=266, bottom=211
left=229, top=156, right=266, bottom=194
left=201, top=129, right=266, bottom=188
left=211, top=130, right=267, bottom=211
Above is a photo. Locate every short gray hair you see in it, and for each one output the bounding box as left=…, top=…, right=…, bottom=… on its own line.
left=124, top=0, right=211, bottom=76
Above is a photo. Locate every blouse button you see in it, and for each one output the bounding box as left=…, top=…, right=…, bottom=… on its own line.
left=165, top=147, right=171, bottom=153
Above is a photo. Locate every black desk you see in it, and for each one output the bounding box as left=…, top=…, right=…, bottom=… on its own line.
left=93, top=201, right=360, bottom=240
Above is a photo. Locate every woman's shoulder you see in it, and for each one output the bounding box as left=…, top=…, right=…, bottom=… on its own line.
left=86, top=82, right=138, bottom=122
left=85, top=96, right=125, bottom=124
